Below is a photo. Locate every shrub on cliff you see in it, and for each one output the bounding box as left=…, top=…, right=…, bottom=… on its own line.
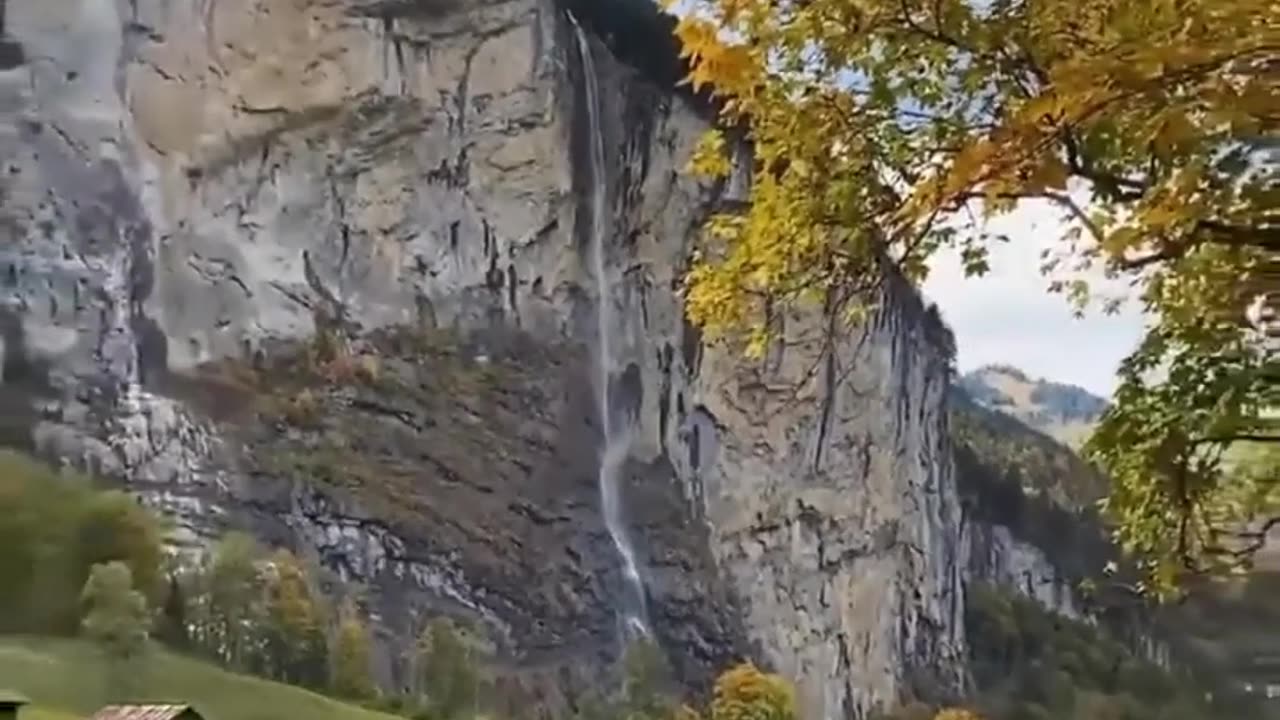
left=558, top=0, right=687, bottom=91
left=884, top=582, right=1259, bottom=719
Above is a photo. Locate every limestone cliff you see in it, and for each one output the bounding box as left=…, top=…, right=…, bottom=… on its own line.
left=0, top=0, right=967, bottom=716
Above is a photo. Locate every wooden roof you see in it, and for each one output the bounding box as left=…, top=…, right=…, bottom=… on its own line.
left=87, top=705, right=197, bottom=720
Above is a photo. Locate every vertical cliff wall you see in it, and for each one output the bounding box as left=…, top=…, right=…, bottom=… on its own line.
left=0, top=0, right=967, bottom=716
left=677, top=273, right=969, bottom=715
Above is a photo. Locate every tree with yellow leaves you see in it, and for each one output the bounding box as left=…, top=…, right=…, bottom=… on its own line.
left=668, top=0, right=1279, bottom=594
left=932, top=710, right=983, bottom=720
left=926, top=707, right=983, bottom=717
left=330, top=598, right=376, bottom=700
left=708, top=662, right=795, bottom=720
left=262, top=549, right=329, bottom=688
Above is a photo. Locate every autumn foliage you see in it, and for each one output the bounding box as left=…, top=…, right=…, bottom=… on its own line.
left=932, top=711, right=982, bottom=720
left=708, top=663, right=796, bottom=720
left=668, top=0, right=1279, bottom=591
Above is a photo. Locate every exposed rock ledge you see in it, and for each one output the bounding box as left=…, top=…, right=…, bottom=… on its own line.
left=0, top=0, right=968, bottom=716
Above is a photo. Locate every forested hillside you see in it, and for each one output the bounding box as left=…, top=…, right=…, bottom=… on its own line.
left=878, top=583, right=1261, bottom=720
left=953, top=376, right=1280, bottom=719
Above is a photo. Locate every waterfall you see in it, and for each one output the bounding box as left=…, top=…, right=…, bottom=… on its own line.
left=568, top=12, right=653, bottom=642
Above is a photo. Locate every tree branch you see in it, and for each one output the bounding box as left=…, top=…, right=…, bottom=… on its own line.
left=1203, top=516, right=1280, bottom=563
left=1191, top=434, right=1280, bottom=447
left=1117, top=221, right=1280, bottom=270
left=1199, top=220, right=1280, bottom=249
left=1117, top=246, right=1180, bottom=270
left=1040, top=190, right=1106, bottom=244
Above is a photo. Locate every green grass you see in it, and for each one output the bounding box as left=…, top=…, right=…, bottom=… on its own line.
left=25, top=709, right=80, bottom=720
left=0, top=636, right=401, bottom=720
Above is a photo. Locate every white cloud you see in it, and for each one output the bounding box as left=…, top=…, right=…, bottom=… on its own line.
left=921, top=200, right=1146, bottom=398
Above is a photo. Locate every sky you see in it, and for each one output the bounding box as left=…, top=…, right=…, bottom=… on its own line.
left=921, top=200, right=1146, bottom=399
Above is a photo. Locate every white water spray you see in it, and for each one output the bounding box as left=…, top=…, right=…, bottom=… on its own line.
left=569, top=12, right=652, bottom=641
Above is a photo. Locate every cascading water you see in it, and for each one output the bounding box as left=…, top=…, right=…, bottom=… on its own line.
left=568, top=12, right=652, bottom=642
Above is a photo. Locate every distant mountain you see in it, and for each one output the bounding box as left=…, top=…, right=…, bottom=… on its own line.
left=958, top=365, right=1110, bottom=448
left=950, top=388, right=1111, bottom=512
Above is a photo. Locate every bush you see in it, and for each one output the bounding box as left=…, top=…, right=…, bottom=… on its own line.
left=0, top=451, right=165, bottom=635
left=709, top=663, right=795, bottom=720
left=934, top=711, right=983, bottom=720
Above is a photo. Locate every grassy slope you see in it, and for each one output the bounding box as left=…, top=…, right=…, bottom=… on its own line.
left=25, top=710, right=80, bottom=720
left=0, top=637, right=400, bottom=720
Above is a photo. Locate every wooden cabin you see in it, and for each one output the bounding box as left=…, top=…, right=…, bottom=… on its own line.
left=87, top=705, right=204, bottom=720
left=0, top=691, right=28, bottom=720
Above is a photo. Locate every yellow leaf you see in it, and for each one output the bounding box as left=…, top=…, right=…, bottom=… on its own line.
left=1152, top=110, right=1197, bottom=159
left=1026, top=156, right=1070, bottom=192
left=686, top=127, right=737, bottom=176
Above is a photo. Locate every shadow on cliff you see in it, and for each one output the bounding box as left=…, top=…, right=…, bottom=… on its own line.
left=557, top=0, right=716, bottom=115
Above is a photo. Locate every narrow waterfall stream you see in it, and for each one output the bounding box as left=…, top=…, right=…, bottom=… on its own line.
left=568, top=13, right=653, bottom=642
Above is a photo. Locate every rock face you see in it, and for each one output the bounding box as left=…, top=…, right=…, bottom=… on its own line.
left=689, top=277, right=969, bottom=715
left=967, top=521, right=1083, bottom=620
left=0, top=0, right=967, bottom=716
